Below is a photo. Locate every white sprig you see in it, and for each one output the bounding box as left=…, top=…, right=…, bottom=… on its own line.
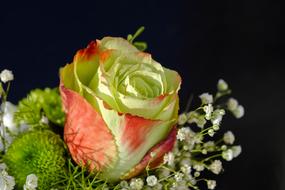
left=0, top=70, right=14, bottom=83
left=23, top=174, right=38, bottom=190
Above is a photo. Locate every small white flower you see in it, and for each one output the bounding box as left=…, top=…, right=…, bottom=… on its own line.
left=178, top=113, right=188, bottom=125
left=0, top=69, right=14, bottom=83
left=23, top=174, right=38, bottom=190
left=130, top=178, right=144, bottom=190
left=1, top=102, right=18, bottom=133
left=174, top=172, right=184, bottom=182
left=211, top=109, right=225, bottom=125
left=194, top=171, right=200, bottom=177
left=227, top=98, right=238, bottom=111
left=223, top=131, right=235, bottom=145
left=199, top=93, right=213, bottom=105
left=203, top=104, right=213, bottom=120
left=0, top=170, right=15, bottom=190
left=209, top=160, right=223, bottom=174
left=193, top=163, right=204, bottom=171
left=217, top=79, right=228, bottom=91
left=146, top=175, right=158, bottom=187
left=207, top=180, right=217, bottom=189
left=222, top=149, right=234, bottom=161
left=119, top=180, right=129, bottom=188
left=208, top=129, right=215, bottom=137
left=232, top=145, right=242, bottom=158
left=233, top=105, right=245, bottom=119
left=211, top=115, right=222, bottom=125
left=221, top=145, right=227, bottom=150
left=180, top=164, right=191, bottom=174
left=163, top=152, right=174, bottom=166
left=203, top=141, right=215, bottom=152
left=212, top=124, right=220, bottom=131
left=177, top=127, right=190, bottom=141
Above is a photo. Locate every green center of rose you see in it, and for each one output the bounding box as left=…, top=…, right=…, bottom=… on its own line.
left=112, top=59, right=164, bottom=99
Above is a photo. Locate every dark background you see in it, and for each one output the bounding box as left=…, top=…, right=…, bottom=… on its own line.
left=0, top=1, right=284, bottom=189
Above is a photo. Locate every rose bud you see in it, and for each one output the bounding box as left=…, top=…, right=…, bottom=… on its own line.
left=60, top=37, right=181, bottom=181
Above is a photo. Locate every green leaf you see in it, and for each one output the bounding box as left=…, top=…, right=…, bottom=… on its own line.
left=133, top=41, right=148, bottom=51
left=127, top=26, right=148, bottom=51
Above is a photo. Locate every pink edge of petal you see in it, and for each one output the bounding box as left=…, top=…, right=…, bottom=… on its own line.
left=122, top=114, right=160, bottom=152
left=60, top=84, right=117, bottom=171
left=121, top=126, right=177, bottom=180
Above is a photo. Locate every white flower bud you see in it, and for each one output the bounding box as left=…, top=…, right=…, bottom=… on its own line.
left=223, top=131, right=235, bottom=145
left=208, top=129, right=215, bottom=137
left=199, top=93, right=213, bottom=105
left=222, top=149, right=234, bottom=161
left=207, top=180, right=217, bottom=189
left=227, top=98, right=238, bottom=111
left=177, top=127, right=190, bottom=141
left=209, top=160, right=223, bottom=174
left=146, top=175, right=158, bottom=187
left=233, top=105, right=245, bottom=119
left=23, top=174, right=38, bottom=190
left=193, top=163, right=204, bottom=171
left=130, top=178, right=144, bottom=190
left=232, top=145, right=242, bottom=158
left=203, top=104, right=213, bottom=120
left=180, top=164, right=191, bottom=174
left=178, top=113, right=188, bottom=125
left=163, top=152, right=174, bottom=166
left=0, top=170, right=15, bottom=190
left=0, top=70, right=14, bottom=83
left=212, top=124, right=220, bottom=131
left=217, top=79, right=228, bottom=91
left=194, top=171, right=200, bottom=177
left=221, top=145, right=227, bottom=150
left=211, top=109, right=224, bottom=125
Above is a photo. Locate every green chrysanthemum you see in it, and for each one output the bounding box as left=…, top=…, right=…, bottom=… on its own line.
left=14, top=88, right=65, bottom=127
left=3, top=130, right=66, bottom=189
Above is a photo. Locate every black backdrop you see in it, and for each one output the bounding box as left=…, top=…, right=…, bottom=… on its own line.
left=0, top=1, right=284, bottom=190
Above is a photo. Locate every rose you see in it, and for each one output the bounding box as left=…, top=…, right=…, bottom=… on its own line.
left=60, top=37, right=181, bottom=181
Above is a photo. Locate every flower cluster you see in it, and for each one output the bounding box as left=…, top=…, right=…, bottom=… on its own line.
left=102, top=79, right=243, bottom=190
left=0, top=30, right=244, bottom=189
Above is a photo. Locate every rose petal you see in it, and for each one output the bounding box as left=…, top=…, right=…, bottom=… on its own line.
left=121, top=126, right=177, bottom=179
left=60, top=85, right=117, bottom=171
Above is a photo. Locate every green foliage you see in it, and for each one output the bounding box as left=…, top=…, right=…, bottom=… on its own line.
left=51, top=159, right=110, bottom=190
left=14, top=88, right=65, bottom=128
left=3, top=130, right=66, bottom=189
left=127, top=26, right=148, bottom=51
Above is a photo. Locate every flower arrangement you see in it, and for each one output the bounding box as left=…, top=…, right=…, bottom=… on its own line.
left=0, top=27, right=244, bottom=190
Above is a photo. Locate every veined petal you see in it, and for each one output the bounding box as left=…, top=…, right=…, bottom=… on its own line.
left=60, top=85, right=117, bottom=171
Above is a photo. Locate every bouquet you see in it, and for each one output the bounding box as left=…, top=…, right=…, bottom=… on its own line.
left=0, top=27, right=244, bottom=190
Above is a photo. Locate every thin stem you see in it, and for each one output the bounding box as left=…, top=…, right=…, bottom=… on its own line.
left=201, top=154, right=222, bottom=163
left=184, top=94, right=194, bottom=113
